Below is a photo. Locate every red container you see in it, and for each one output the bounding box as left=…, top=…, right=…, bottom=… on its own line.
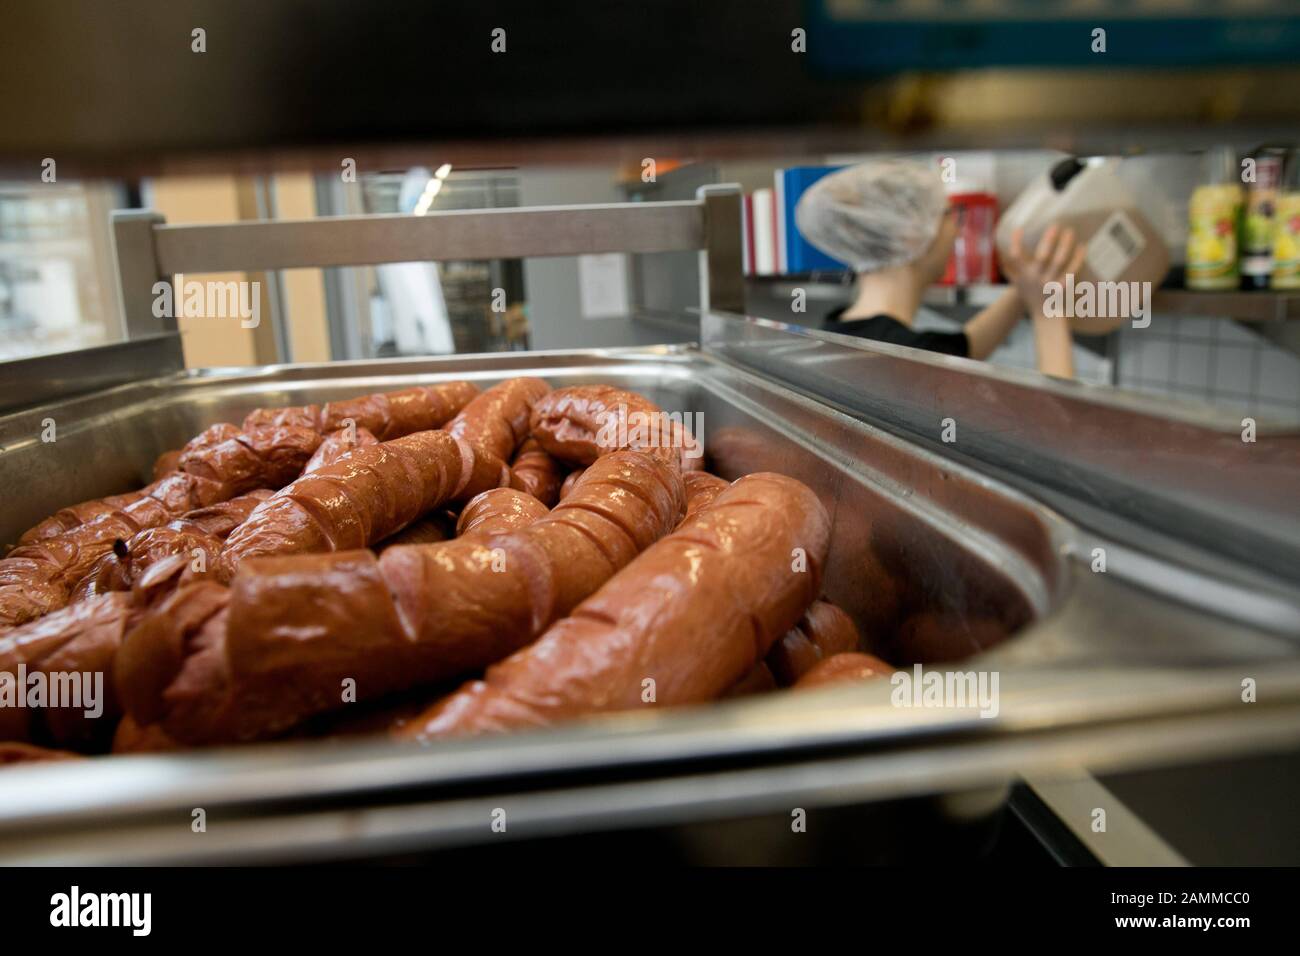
left=941, top=192, right=999, bottom=286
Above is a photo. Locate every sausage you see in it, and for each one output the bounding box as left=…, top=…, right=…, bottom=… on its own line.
left=16, top=383, right=474, bottom=549
left=214, top=429, right=479, bottom=581
left=509, top=438, right=563, bottom=506
left=558, top=469, right=585, bottom=501
left=300, top=426, right=380, bottom=475
left=242, top=380, right=479, bottom=441
left=116, top=451, right=678, bottom=743
left=111, top=714, right=180, bottom=754
left=446, top=377, right=550, bottom=462
left=110, top=579, right=231, bottom=734
left=16, top=491, right=149, bottom=546
left=792, top=652, right=895, bottom=690
left=858, top=548, right=905, bottom=641
left=116, top=450, right=683, bottom=744
left=70, top=490, right=274, bottom=602
left=529, top=385, right=702, bottom=469
left=0, top=471, right=241, bottom=630
left=657, top=469, right=765, bottom=699
left=456, top=488, right=550, bottom=538
left=18, top=423, right=317, bottom=548
left=443, top=377, right=551, bottom=503
left=680, top=471, right=728, bottom=523
left=376, top=514, right=453, bottom=551
left=765, top=631, right=823, bottom=688
left=798, top=601, right=861, bottom=658
left=398, top=472, right=829, bottom=741
left=0, top=592, right=139, bottom=747
left=13, top=419, right=316, bottom=548
left=304, top=688, right=447, bottom=740
left=151, top=450, right=183, bottom=481
left=724, top=661, right=778, bottom=698
left=672, top=421, right=705, bottom=472
left=766, top=600, right=861, bottom=686
left=176, top=423, right=323, bottom=496
left=6, top=386, right=475, bottom=619
left=0, top=742, right=82, bottom=766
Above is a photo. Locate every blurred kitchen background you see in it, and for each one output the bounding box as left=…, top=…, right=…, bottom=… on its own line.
left=1, top=0, right=1298, bottom=421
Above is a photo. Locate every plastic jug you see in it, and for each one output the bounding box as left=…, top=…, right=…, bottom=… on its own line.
left=996, top=157, right=1169, bottom=332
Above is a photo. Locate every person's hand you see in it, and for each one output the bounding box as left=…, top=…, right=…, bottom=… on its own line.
left=1002, top=225, right=1083, bottom=379
left=1002, top=225, right=1087, bottom=317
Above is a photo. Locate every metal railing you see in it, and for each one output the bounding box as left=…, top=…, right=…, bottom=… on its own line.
left=111, top=183, right=745, bottom=344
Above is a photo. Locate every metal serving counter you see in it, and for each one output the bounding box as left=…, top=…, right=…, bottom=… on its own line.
left=1, top=332, right=1298, bottom=864
left=1, top=186, right=1297, bottom=863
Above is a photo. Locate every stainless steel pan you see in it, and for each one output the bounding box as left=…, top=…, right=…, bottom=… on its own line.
left=1, top=344, right=1297, bottom=864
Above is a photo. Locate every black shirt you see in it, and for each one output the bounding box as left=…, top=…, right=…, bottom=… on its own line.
left=823, top=307, right=969, bottom=358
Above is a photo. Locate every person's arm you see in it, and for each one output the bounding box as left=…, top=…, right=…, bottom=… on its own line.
left=1002, top=225, right=1087, bottom=379
left=1030, top=308, right=1075, bottom=379
left=963, top=288, right=1024, bottom=360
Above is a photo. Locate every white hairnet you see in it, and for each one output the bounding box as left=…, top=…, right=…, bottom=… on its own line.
left=794, top=160, right=947, bottom=272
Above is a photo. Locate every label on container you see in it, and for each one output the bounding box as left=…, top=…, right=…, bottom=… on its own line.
left=1272, top=193, right=1300, bottom=290
left=1186, top=184, right=1242, bottom=290
left=1086, top=210, right=1146, bottom=282
left=1243, top=155, right=1282, bottom=269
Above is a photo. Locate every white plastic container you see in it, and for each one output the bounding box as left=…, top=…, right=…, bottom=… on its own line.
left=996, top=157, right=1170, bottom=333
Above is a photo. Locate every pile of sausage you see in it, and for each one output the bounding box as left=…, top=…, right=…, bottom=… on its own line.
left=0, top=378, right=893, bottom=767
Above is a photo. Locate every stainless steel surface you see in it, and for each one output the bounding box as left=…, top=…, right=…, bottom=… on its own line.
left=1022, top=771, right=1188, bottom=867
left=251, top=176, right=291, bottom=365
left=697, top=184, right=745, bottom=314
left=701, top=310, right=1300, bottom=589
left=104, top=195, right=743, bottom=363
left=760, top=279, right=1300, bottom=322
left=0, top=333, right=184, bottom=418
left=1, top=343, right=1298, bottom=863
left=1097, top=749, right=1300, bottom=866
left=152, top=202, right=706, bottom=273
left=314, top=172, right=372, bottom=362
left=4, top=669, right=1299, bottom=865
left=110, top=210, right=173, bottom=340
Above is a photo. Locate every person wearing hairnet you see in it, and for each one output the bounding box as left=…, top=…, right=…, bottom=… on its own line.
left=795, top=160, right=1084, bottom=378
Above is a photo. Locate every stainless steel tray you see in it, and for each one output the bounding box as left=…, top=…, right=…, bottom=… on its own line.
left=1, top=344, right=1298, bottom=864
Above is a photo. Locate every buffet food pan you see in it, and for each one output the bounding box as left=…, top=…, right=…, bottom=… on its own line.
left=1, top=344, right=1298, bottom=864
